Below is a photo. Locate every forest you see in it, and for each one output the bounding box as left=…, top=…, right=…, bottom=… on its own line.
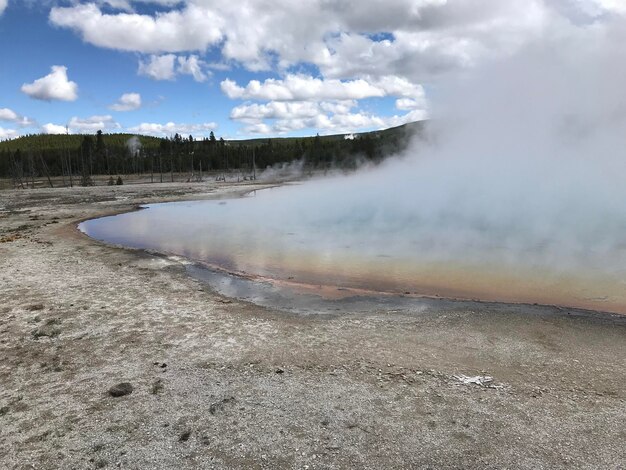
left=0, top=121, right=424, bottom=187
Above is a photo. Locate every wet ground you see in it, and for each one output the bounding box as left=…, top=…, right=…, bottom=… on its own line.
left=1, top=180, right=625, bottom=469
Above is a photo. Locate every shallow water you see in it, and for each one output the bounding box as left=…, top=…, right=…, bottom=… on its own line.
left=79, top=184, right=626, bottom=314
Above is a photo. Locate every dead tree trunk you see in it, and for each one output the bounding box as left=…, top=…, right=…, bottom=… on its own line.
left=39, top=155, right=54, bottom=188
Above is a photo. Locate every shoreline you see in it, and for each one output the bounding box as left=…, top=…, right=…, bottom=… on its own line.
left=1, top=181, right=625, bottom=469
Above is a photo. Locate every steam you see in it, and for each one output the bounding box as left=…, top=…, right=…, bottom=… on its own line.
left=248, top=18, right=626, bottom=276
left=258, top=158, right=306, bottom=182
left=81, top=16, right=626, bottom=311
left=126, top=136, right=142, bottom=156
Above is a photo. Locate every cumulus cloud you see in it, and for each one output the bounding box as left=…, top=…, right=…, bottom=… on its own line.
left=0, top=0, right=7, bottom=16
left=49, top=3, right=223, bottom=53
left=254, top=110, right=426, bottom=134
left=176, top=55, right=208, bottom=82
left=42, top=123, right=67, bottom=135
left=230, top=101, right=356, bottom=122
left=395, top=98, right=422, bottom=111
left=241, top=108, right=426, bottom=135
left=21, top=66, right=78, bottom=102
left=49, top=1, right=626, bottom=82
left=69, top=115, right=120, bottom=133
left=48, top=0, right=565, bottom=81
left=128, top=121, right=217, bottom=137
left=0, top=108, right=18, bottom=121
left=109, top=92, right=142, bottom=111
left=46, top=0, right=626, bottom=136
left=225, top=74, right=427, bottom=135
left=138, top=54, right=177, bottom=80
left=42, top=115, right=121, bottom=134
left=138, top=54, right=209, bottom=81
left=0, top=127, right=18, bottom=140
left=221, top=75, right=424, bottom=102
left=0, top=108, right=35, bottom=127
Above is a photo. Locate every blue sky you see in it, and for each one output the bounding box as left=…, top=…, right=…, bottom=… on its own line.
left=0, top=0, right=623, bottom=140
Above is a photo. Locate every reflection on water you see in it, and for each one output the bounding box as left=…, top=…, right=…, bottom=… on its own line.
left=79, top=185, right=626, bottom=314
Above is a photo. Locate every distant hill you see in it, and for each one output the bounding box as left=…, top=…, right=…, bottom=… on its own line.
left=0, top=121, right=425, bottom=153
left=0, top=121, right=426, bottom=182
left=0, top=133, right=163, bottom=153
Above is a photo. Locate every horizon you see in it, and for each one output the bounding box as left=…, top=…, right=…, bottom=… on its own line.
left=0, top=119, right=424, bottom=144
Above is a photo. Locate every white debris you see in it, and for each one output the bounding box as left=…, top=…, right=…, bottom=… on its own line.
left=454, top=374, right=494, bottom=387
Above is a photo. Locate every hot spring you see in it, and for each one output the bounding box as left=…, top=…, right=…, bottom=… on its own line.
left=79, top=179, right=626, bottom=315
left=81, top=25, right=626, bottom=315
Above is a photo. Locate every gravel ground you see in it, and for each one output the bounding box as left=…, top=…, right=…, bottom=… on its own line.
left=0, top=181, right=625, bottom=469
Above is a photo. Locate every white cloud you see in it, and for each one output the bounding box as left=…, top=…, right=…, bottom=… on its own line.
left=0, top=127, right=18, bottom=140
left=395, top=98, right=422, bottom=111
left=242, top=108, right=427, bottom=136
left=109, top=92, right=142, bottom=111
left=48, top=0, right=556, bottom=82
left=21, top=66, right=78, bottom=102
left=177, top=55, right=208, bottom=82
left=45, top=0, right=626, bottom=137
left=138, top=54, right=209, bottom=81
left=0, top=108, right=18, bottom=121
left=233, top=99, right=426, bottom=135
left=0, top=108, right=36, bottom=127
left=69, top=115, right=120, bottom=133
left=138, top=54, right=177, bottom=80
left=225, top=73, right=428, bottom=135
left=49, top=3, right=223, bottom=54
left=42, top=115, right=121, bottom=134
left=42, top=123, right=67, bottom=135
left=576, top=0, right=626, bottom=16
left=221, top=75, right=423, bottom=102
left=598, top=0, right=626, bottom=13
left=49, top=0, right=626, bottom=85
left=230, top=101, right=357, bottom=122
left=128, top=121, right=217, bottom=137
left=0, top=0, right=7, bottom=16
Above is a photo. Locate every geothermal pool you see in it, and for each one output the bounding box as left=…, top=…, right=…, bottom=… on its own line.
left=79, top=184, right=626, bottom=315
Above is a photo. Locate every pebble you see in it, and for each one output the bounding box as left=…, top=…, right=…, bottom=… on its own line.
left=108, top=382, right=133, bottom=397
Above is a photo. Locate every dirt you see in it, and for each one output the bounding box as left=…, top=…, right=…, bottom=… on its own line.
left=0, top=181, right=625, bottom=469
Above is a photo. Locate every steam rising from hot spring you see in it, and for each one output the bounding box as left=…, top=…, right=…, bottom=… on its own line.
left=80, top=19, right=626, bottom=311
left=251, top=20, right=626, bottom=276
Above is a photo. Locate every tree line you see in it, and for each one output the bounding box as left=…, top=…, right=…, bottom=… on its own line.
left=0, top=122, right=423, bottom=188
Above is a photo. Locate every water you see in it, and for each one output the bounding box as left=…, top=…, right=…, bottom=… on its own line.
left=79, top=184, right=626, bottom=315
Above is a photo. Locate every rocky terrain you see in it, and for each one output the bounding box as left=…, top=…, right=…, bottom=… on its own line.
left=0, top=181, right=624, bottom=469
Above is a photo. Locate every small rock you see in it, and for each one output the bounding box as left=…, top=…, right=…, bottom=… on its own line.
left=27, top=304, right=45, bottom=311
left=179, top=430, right=192, bottom=442
left=32, top=319, right=61, bottom=339
left=151, top=379, right=164, bottom=395
left=209, top=396, right=235, bottom=414
left=275, top=368, right=285, bottom=374
left=108, top=383, right=133, bottom=397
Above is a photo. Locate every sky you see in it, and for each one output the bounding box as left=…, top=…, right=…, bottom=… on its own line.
left=0, top=0, right=625, bottom=140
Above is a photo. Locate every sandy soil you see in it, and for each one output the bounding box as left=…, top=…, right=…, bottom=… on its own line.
left=0, top=181, right=625, bottom=469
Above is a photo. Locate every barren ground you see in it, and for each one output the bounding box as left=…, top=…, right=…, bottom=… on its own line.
left=0, top=181, right=625, bottom=469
